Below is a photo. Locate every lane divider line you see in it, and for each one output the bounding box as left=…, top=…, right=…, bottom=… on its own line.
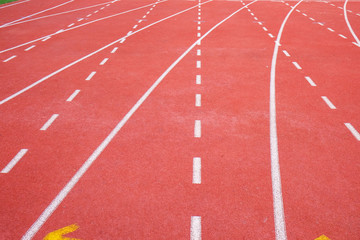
left=195, top=94, right=201, bottom=107
left=190, top=216, right=201, bottom=240
left=66, top=90, right=80, bottom=102
left=40, top=114, right=59, bottom=131
left=192, top=157, right=201, bottom=184
left=99, top=58, right=109, bottom=65
left=1, top=149, right=28, bottom=173
left=196, top=60, right=201, bottom=68
left=3, top=55, right=17, bottom=62
left=305, top=76, right=316, bottom=86
left=194, top=120, right=201, bottom=138
left=111, top=47, right=118, bottom=53
left=292, top=61, right=302, bottom=70
left=196, top=75, right=201, bottom=85
left=345, top=123, right=360, bottom=141
left=282, top=50, right=290, bottom=57
left=86, top=71, right=96, bottom=81
left=321, top=96, right=336, bottom=109
left=24, top=45, right=36, bottom=51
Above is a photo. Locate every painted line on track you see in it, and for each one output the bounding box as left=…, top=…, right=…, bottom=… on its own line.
left=195, top=94, right=201, bottom=107
left=321, top=96, right=336, bottom=109
left=66, top=90, right=80, bottom=102
left=196, top=75, right=201, bottom=85
left=345, top=123, right=360, bottom=141
left=194, top=120, right=201, bottom=138
left=24, top=45, right=36, bottom=51
left=282, top=50, right=290, bottom=57
left=270, top=1, right=303, bottom=239
left=99, top=58, right=109, bottom=65
left=190, top=216, right=201, bottom=240
left=40, top=114, right=59, bottom=131
left=86, top=71, right=96, bottom=81
left=344, top=0, right=360, bottom=46
left=21, top=3, right=259, bottom=238
left=3, top=55, right=17, bottom=62
left=1, top=149, right=28, bottom=173
left=111, top=47, right=118, bottom=53
left=292, top=61, right=302, bottom=70
left=192, top=157, right=201, bottom=184
left=0, top=0, right=30, bottom=9
left=305, top=76, right=316, bottom=86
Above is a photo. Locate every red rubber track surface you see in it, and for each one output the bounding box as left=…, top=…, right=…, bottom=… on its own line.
left=0, top=0, right=359, bottom=239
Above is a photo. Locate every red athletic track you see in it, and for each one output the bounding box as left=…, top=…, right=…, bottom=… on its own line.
left=0, top=0, right=359, bottom=239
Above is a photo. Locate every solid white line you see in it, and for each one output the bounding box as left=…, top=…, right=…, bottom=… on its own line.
left=193, top=157, right=201, bottom=184
left=321, top=96, right=336, bottom=109
left=345, top=123, right=360, bottom=141
left=111, top=47, right=118, bottom=53
left=190, top=216, right=201, bottom=240
left=195, top=94, right=201, bottom=107
left=282, top=50, right=290, bottom=57
left=25, top=45, right=36, bottom=51
left=1, top=149, right=28, bottom=173
left=0, top=0, right=30, bottom=9
left=143, top=15, right=147, bottom=18
left=0, top=0, right=74, bottom=28
left=304, top=76, right=316, bottom=86
left=3, top=55, right=16, bottom=62
left=327, top=27, right=334, bottom=32
left=21, top=3, right=258, bottom=238
left=196, top=75, right=201, bottom=85
left=99, top=58, right=109, bottom=65
left=197, top=61, right=201, bottom=68
left=292, top=61, right=302, bottom=69
left=67, top=23, right=74, bottom=27
left=55, top=29, right=64, bottom=34
left=66, top=90, right=80, bottom=102
left=86, top=71, right=96, bottom=80
left=352, top=42, right=360, bottom=47
left=40, top=114, right=59, bottom=131
left=194, top=120, right=201, bottom=138
left=270, top=1, right=303, bottom=239
left=197, top=49, right=201, bottom=56
left=338, top=34, right=347, bottom=39
left=344, top=0, right=360, bottom=46
left=268, top=33, right=274, bottom=38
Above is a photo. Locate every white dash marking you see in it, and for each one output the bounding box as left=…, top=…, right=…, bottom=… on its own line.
left=66, top=90, right=80, bottom=102
left=40, top=114, right=59, bottom=131
left=196, top=60, right=201, bottom=68
left=1, top=149, right=28, bottom=173
left=152, top=4, right=156, bottom=7
left=338, top=34, right=347, bottom=39
left=42, top=36, right=51, bottom=41
left=197, top=26, right=201, bottom=31
left=250, top=12, right=254, bottom=16
left=55, top=29, right=64, bottom=34
left=263, top=27, right=268, bottom=31
left=282, top=50, right=290, bottom=57
left=195, top=94, right=201, bottom=107
left=94, top=10, right=99, bottom=13
left=292, top=61, right=302, bottom=69
left=77, top=18, right=83, bottom=22
left=318, top=22, right=324, bottom=26
left=106, top=4, right=110, bottom=6
left=296, top=9, right=300, bottom=12
left=345, top=123, right=360, bottom=141
left=25, top=45, right=36, bottom=51
left=321, top=96, right=336, bottom=109
left=338, top=6, right=343, bottom=9
left=190, top=216, right=201, bottom=240
left=143, top=15, right=147, bottom=18
left=100, top=7, right=105, bottom=10
left=194, top=120, right=201, bottom=138
left=127, top=31, right=132, bottom=36
left=133, top=24, right=138, bottom=29
left=254, top=17, right=258, bottom=20
left=3, top=55, right=16, bottom=62
left=268, top=33, right=274, bottom=38
left=196, top=75, right=201, bottom=85
left=302, top=13, right=307, bottom=16
left=100, top=58, right=108, bottom=65
left=197, top=32, right=201, bottom=37
left=111, top=47, right=118, bottom=53
left=198, top=16, right=201, bottom=20
left=192, top=157, right=201, bottom=184
left=327, top=27, right=335, bottom=32
left=330, top=3, right=335, bottom=6
left=147, top=11, right=150, bottom=14
left=86, top=71, right=96, bottom=80
left=120, top=38, right=126, bottom=43
left=197, top=49, right=201, bottom=56
left=309, top=17, right=315, bottom=21
left=67, top=23, right=74, bottom=27
left=258, top=21, right=263, bottom=25
left=138, top=19, right=142, bottom=23
left=305, top=76, right=316, bottom=86
left=86, top=14, right=92, bottom=17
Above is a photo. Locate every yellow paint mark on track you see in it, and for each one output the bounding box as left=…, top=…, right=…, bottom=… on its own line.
left=315, top=235, right=330, bottom=240
left=44, top=224, right=80, bottom=240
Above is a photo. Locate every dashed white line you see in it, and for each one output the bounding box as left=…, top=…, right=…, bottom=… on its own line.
left=258, top=21, right=263, bottom=25
left=143, top=15, right=147, bottom=18
left=55, top=29, right=64, bottom=34
left=197, top=26, right=201, bottom=31
left=305, top=76, right=316, bottom=86
left=40, top=114, right=59, bottom=131
left=192, top=157, right=201, bottom=184
left=318, top=22, right=324, bottom=26
left=321, top=96, right=336, bottom=109
left=250, top=12, right=254, bottom=16
left=111, top=47, right=118, bottom=53
left=197, top=49, right=201, bottom=56
left=195, top=94, right=201, bottom=107
left=197, top=32, right=201, bottom=37
left=106, top=4, right=110, bottom=6
left=190, top=216, right=201, bottom=240
left=25, top=45, right=36, bottom=51
left=309, top=17, right=315, bottom=21
left=147, top=11, right=150, bottom=14
left=133, top=24, right=138, bottom=29
left=66, top=90, right=81, bottom=102
left=327, top=27, right=335, bottom=32
left=196, top=75, right=201, bottom=85
left=127, top=31, right=132, bottom=36
left=330, top=3, right=335, bottom=6
left=263, top=27, right=268, bottom=31
left=282, top=50, right=290, bottom=57
left=196, top=60, right=201, bottom=68
left=3, top=55, right=16, bottom=62
left=254, top=17, right=258, bottom=20
left=296, top=9, right=300, bottom=12
left=86, top=14, right=92, bottom=17
left=302, top=13, right=307, bottom=16
left=1, top=149, right=28, bottom=173
left=338, top=34, right=347, bottom=39
left=86, top=71, right=96, bottom=80
left=338, top=6, right=343, bottom=9
left=100, top=7, right=105, bottom=10
left=42, top=36, right=51, bottom=41
left=99, top=58, right=109, bottom=65
left=77, top=18, right=83, bottom=22
left=345, top=123, right=360, bottom=141
left=120, top=38, right=126, bottom=43
left=292, top=61, right=302, bottom=69
left=268, top=33, right=274, bottom=38
left=194, top=120, right=201, bottom=138
left=138, top=19, right=142, bottom=23
left=67, top=23, right=74, bottom=27
left=94, top=10, right=99, bottom=13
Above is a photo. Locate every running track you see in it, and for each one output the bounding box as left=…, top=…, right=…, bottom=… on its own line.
left=0, top=0, right=359, bottom=239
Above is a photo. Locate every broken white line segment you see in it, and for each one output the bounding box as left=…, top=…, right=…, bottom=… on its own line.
left=196, top=61, right=201, bottom=68
left=292, top=61, right=302, bottom=69
left=40, top=114, right=59, bottom=131
left=304, top=76, right=316, bottom=86
left=66, top=90, right=80, bottom=102
left=345, top=123, right=360, bottom=141
left=1, top=149, right=28, bottom=173
left=25, top=45, right=36, bottom=51
left=3, top=55, right=17, bottom=62
left=194, top=120, right=201, bottom=138
left=191, top=216, right=201, bottom=240
left=282, top=50, right=290, bottom=57
left=321, top=96, right=336, bottom=109
left=99, top=58, right=109, bottom=65
left=86, top=71, right=96, bottom=80
left=193, top=157, right=201, bottom=184
left=196, top=75, right=201, bottom=85
left=195, top=94, right=201, bottom=107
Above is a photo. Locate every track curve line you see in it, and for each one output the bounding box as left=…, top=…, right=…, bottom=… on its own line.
left=344, top=0, right=360, bottom=46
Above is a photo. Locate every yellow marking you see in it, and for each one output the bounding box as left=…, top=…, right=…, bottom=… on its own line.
left=44, top=224, right=81, bottom=240
left=315, top=235, right=330, bottom=240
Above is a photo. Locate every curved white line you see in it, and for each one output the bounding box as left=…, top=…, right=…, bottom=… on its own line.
left=270, top=0, right=303, bottom=239
left=344, top=0, right=360, bottom=46
left=0, top=0, right=30, bottom=9
left=21, top=1, right=256, bottom=239
left=0, top=0, right=74, bottom=28
left=0, top=0, right=167, bottom=54
left=0, top=0, right=212, bottom=105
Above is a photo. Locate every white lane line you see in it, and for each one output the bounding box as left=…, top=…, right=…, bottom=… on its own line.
left=309, top=17, right=315, bottom=21
left=196, top=60, right=201, bottom=68
left=40, top=114, right=59, bottom=131
left=106, top=4, right=110, bottom=6
left=304, top=76, right=316, bottom=86
left=344, top=0, right=360, bottom=46
left=190, top=216, right=201, bottom=240
left=338, top=6, right=343, bottom=9
left=345, top=123, right=360, bottom=141
left=25, top=45, right=36, bottom=51
left=138, top=19, right=142, bottom=23
left=3, top=55, right=16, bottom=62
left=86, top=71, right=96, bottom=80
left=86, top=14, right=92, bottom=17
left=250, top=12, right=254, bottom=16
left=150, top=7, right=153, bottom=10
left=67, top=23, right=74, bottom=27
left=99, top=58, right=109, bottom=65
left=198, top=21, right=201, bottom=25
left=282, top=50, right=290, bottom=57
left=197, top=49, right=201, bottom=56
left=321, top=96, right=336, bottom=109
left=352, top=42, right=360, bottom=47
left=77, top=18, right=83, bottom=22
left=194, top=120, right=201, bottom=138
left=197, top=32, right=201, bottom=37
left=254, top=16, right=258, bottom=20
left=258, top=22, right=263, bottom=25
left=270, top=1, right=303, bottom=239
left=192, top=157, right=201, bottom=184
left=100, top=7, right=105, bottom=10
left=318, top=22, right=324, bottom=26
left=147, top=11, right=150, bottom=14
left=133, top=24, right=138, bottom=29
left=197, top=26, right=201, bottom=31
left=198, top=16, right=201, bottom=20
left=296, top=9, right=300, bottom=12
left=94, top=10, right=99, bottom=13
left=66, top=90, right=80, bottom=102
left=55, top=29, right=64, bottom=34
left=42, top=36, right=51, bottom=42
left=120, top=38, right=126, bottom=43
left=111, top=47, right=118, bottom=53
left=197, top=39, right=201, bottom=45
left=0, top=0, right=74, bottom=28
left=0, top=0, right=30, bottom=9
left=21, top=4, right=262, bottom=238
left=330, top=3, right=335, bottom=6
left=338, top=34, right=347, bottom=39
left=327, top=27, right=334, bottom=32
left=143, top=15, right=147, bottom=18
left=292, top=61, right=302, bottom=69
left=302, top=13, right=307, bottom=16
left=263, top=27, right=268, bottom=31
left=1, top=149, right=28, bottom=173
left=195, top=94, right=201, bottom=107
left=196, top=75, right=201, bottom=85
left=127, top=31, right=132, bottom=35
left=268, top=33, right=275, bottom=38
